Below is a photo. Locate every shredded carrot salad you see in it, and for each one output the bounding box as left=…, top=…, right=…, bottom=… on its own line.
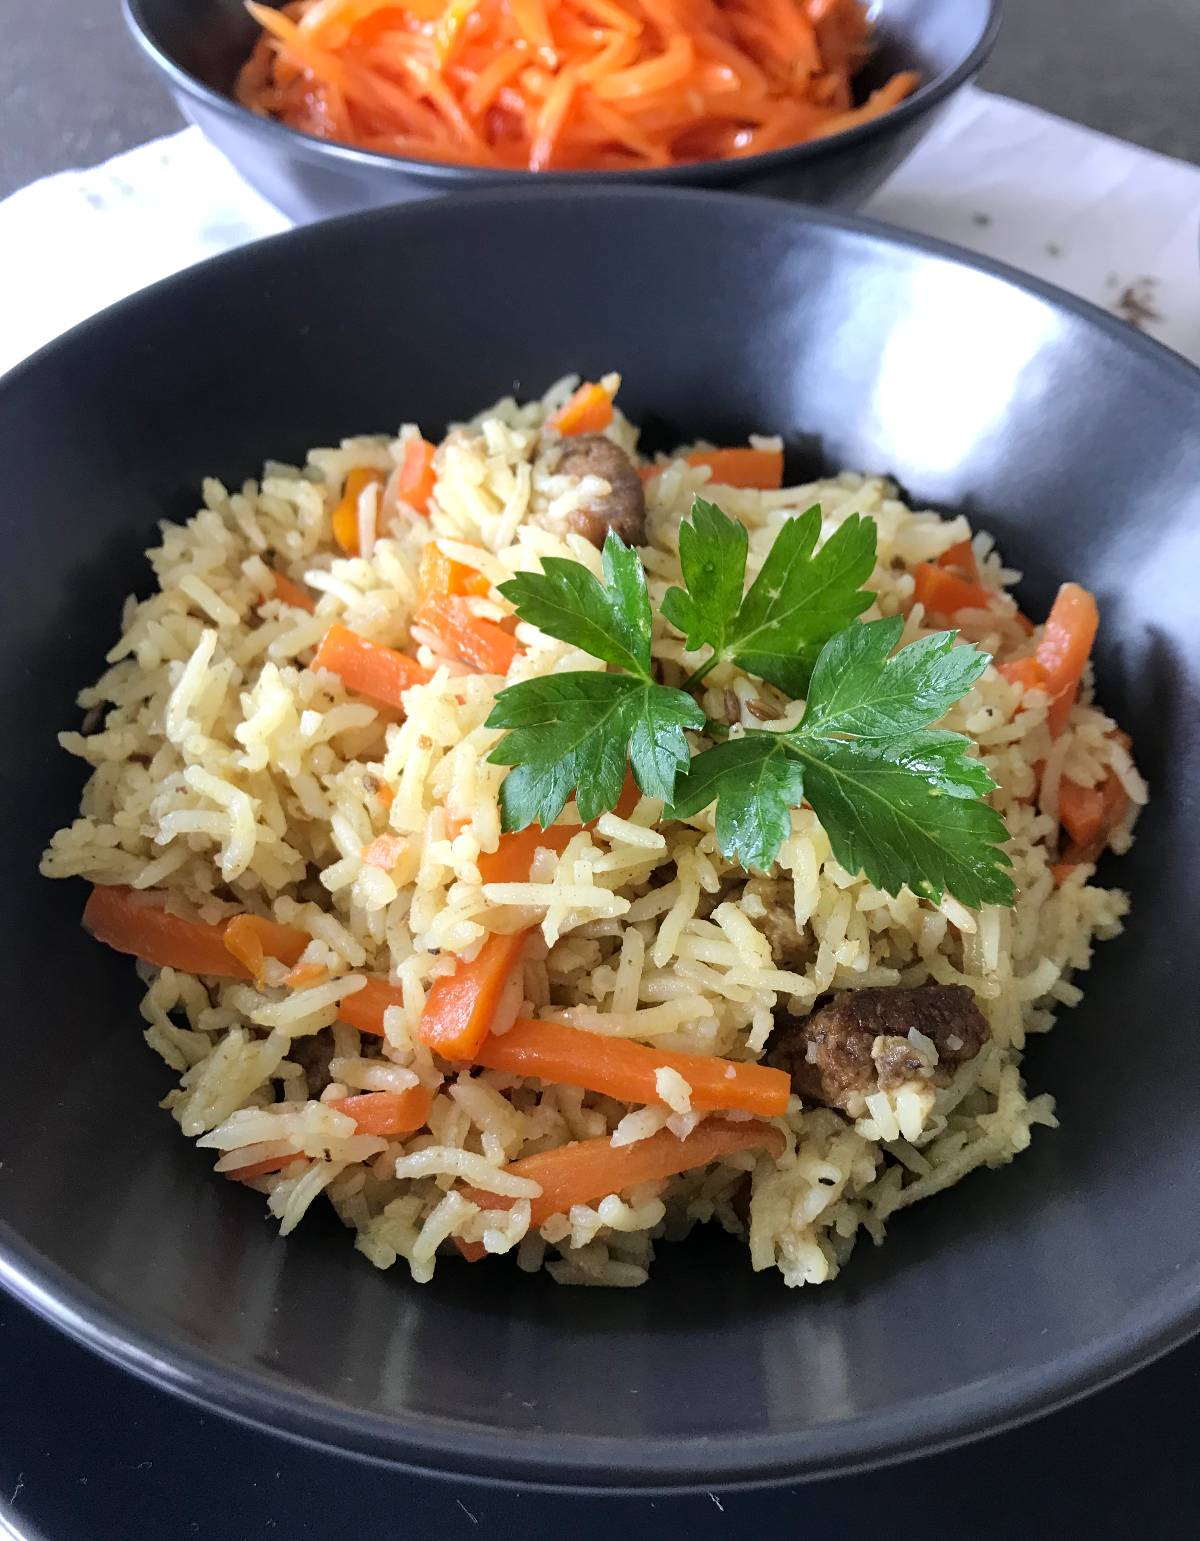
left=236, top=0, right=918, bottom=171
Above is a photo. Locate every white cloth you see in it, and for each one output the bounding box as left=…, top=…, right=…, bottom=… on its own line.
left=1, top=85, right=1197, bottom=378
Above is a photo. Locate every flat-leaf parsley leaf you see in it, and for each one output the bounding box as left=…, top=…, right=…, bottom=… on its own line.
left=669, top=618, right=1013, bottom=905
left=661, top=498, right=876, bottom=696
left=485, top=532, right=704, bottom=829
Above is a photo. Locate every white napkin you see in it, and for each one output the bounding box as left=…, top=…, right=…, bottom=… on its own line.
left=1, top=84, right=1197, bottom=379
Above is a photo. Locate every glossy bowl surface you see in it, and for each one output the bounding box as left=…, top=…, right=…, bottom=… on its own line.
left=1, top=189, right=1198, bottom=1489
left=124, top=0, right=1001, bottom=221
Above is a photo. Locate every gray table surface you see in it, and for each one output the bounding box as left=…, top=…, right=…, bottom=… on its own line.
left=0, top=0, right=1198, bottom=200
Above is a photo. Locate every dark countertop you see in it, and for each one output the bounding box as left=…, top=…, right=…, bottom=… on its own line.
left=2, top=5, right=1199, bottom=1538
left=0, top=0, right=1198, bottom=200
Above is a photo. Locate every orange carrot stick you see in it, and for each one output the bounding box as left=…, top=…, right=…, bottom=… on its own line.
left=471, top=1017, right=790, bottom=1117
left=477, top=822, right=577, bottom=883
left=311, top=622, right=431, bottom=709
left=361, top=833, right=407, bottom=871
left=996, top=657, right=1046, bottom=690
left=224, top=1152, right=308, bottom=1182
left=84, top=886, right=246, bottom=977
left=684, top=447, right=783, bottom=489
left=550, top=380, right=615, bottom=435
left=1058, top=770, right=1129, bottom=851
left=396, top=437, right=438, bottom=514
left=283, top=960, right=330, bottom=989
left=328, top=1085, right=436, bottom=1136
left=1036, top=582, right=1099, bottom=736
left=268, top=569, right=316, bottom=613
left=936, top=539, right=978, bottom=582
left=476, top=768, right=640, bottom=882
left=415, top=596, right=519, bottom=675
left=418, top=929, right=532, bottom=1059
left=223, top=913, right=310, bottom=981
left=331, top=466, right=385, bottom=554
left=418, top=541, right=492, bottom=601
left=337, top=977, right=405, bottom=1037
left=460, top=1117, right=786, bottom=1237
left=83, top=887, right=306, bottom=981
left=911, top=563, right=994, bottom=617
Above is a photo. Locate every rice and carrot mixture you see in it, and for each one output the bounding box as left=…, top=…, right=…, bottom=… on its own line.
left=40, top=376, right=1144, bottom=1288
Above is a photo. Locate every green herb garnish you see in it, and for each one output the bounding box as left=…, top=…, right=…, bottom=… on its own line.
left=487, top=535, right=704, bottom=827
left=661, top=498, right=876, bottom=695
left=669, top=616, right=1013, bottom=905
left=486, top=499, right=1014, bottom=907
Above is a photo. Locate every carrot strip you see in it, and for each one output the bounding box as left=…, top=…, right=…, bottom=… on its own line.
left=590, top=32, right=693, bottom=100
left=1059, top=769, right=1129, bottom=851
left=1058, top=781, right=1105, bottom=849
left=361, top=833, right=408, bottom=871
left=569, top=0, right=643, bottom=35
left=811, top=69, right=919, bottom=136
left=529, top=62, right=582, bottom=169
left=463, top=44, right=531, bottom=115
left=1036, top=582, right=1099, bottom=737
left=85, top=886, right=245, bottom=977
left=331, top=466, right=385, bottom=554
left=83, top=887, right=306, bottom=981
left=268, top=569, right=317, bottom=613
left=476, top=767, right=640, bottom=881
left=550, top=380, right=615, bottom=435
left=937, top=539, right=978, bottom=582
left=328, top=1086, right=436, bottom=1136
left=223, top=914, right=310, bottom=981
left=477, top=822, right=577, bottom=883
left=238, top=0, right=916, bottom=174
left=418, top=541, right=492, bottom=601
left=472, top=1018, right=790, bottom=1117
left=284, top=960, right=330, bottom=988
left=337, top=977, right=405, bottom=1037
left=911, top=562, right=995, bottom=618
left=311, top=622, right=431, bottom=708
left=396, top=437, right=438, bottom=514
left=415, top=596, right=519, bottom=675
left=225, top=1153, right=308, bottom=1182
left=435, top=0, right=480, bottom=66
left=685, top=447, right=783, bottom=489
left=418, top=929, right=532, bottom=1059
left=508, top=0, right=554, bottom=51
left=460, top=1117, right=786, bottom=1237
left=996, top=657, right=1046, bottom=690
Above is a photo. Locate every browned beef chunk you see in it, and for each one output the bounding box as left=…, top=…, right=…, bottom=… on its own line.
left=288, top=1026, right=336, bottom=1099
left=548, top=435, right=646, bottom=548
left=764, top=985, right=989, bottom=1113
left=743, top=876, right=811, bottom=967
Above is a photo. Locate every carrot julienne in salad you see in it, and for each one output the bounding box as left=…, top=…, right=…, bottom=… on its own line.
left=236, top=0, right=919, bottom=172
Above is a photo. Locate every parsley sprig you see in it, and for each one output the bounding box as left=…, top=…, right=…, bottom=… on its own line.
left=485, top=499, right=1014, bottom=908
left=487, top=536, right=704, bottom=826
left=662, top=498, right=876, bottom=695
left=669, top=616, right=1013, bottom=905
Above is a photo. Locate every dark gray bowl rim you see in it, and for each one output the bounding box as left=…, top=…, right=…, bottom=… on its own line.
left=122, top=0, right=1003, bottom=186
left=2, top=187, right=1198, bottom=1491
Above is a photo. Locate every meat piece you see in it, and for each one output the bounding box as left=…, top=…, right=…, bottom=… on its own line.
left=288, top=1026, right=336, bottom=1099
left=764, top=985, right=989, bottom=1115
left=743, top=876, right=811, bottom=968
left=547, top=435, right=646, bottom=548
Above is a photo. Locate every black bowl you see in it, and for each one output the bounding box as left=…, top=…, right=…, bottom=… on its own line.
left=124, top=0, right=1001, bottom=223
left=1, top=190, right=1199, bottom=1489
